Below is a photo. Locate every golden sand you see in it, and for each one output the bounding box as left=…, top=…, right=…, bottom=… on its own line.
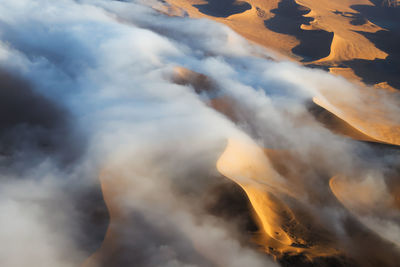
left=161, top=0, right=395, bottom=89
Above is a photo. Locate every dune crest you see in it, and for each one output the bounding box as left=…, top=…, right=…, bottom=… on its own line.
left=318, top=32, right=387, bottom=62
left=296, top=0, right=387, bottom=62
left=313, top=90, right=400, bottom=145
left=216, top=139, right=341, bottom=259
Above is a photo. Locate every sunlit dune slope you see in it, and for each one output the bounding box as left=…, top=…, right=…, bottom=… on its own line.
left=216, top=139, right=339, bottom=258
left=313, top=87, right=400, bottom=145
left=307, top=101, right=379, bottom=142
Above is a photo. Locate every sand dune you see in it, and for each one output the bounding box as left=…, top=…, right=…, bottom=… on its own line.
left=217, top=138, right=400, bottom=266
left=156, top=1, right=400, bottom=148
left=168, top=64, right=400, bottom=265
left=297, top=0, right=387, bottom=62
left=307, top=100, right=379, bottom=142
left=162, top=0, right=297, bottom=59
left=215, top=139, right=356, bottom=263
left=313, top=90, right=400, bottom=145
left=162, top=0, right=399, bottom=90
left=2, top=1, right=399, bottom=267
left=216, top=139, right=314, bottom=255
left=171, top=65, right=400, bottom=146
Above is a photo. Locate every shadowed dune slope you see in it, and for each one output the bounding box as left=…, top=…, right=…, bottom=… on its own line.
left=264, top=0, right=334, bottom=62
left=194, top=0, right=252, bottom=17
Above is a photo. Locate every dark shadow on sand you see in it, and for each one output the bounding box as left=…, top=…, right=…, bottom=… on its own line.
left=344, top=2, right=400, bottom=89
left=194, top=0, right=251, bottom=18
left=332, top=10, right=368, bottom=26
left=264, top=0, right=333, bottom=62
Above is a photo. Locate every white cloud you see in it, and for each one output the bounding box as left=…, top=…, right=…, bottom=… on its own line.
left=0, top=0, right=399, bottom=266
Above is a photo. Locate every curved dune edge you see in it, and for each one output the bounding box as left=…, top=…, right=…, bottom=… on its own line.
left=216, top=138, right=340, bottom=259
left=295, top=0, right=388, bottom=62
left=316, top=32, right=387, bottom=63
left=307, top=100, right=380, bottom=142
left=313, top=95, right=400, bottom=146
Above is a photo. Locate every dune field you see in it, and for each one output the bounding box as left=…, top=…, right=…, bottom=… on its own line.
left=163, top=0, right=400, bottom=90
left=0, top=1, right=399, bottom=267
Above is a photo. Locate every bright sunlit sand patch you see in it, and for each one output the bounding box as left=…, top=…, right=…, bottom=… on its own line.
left=216, top=139, right=340, bottom=259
